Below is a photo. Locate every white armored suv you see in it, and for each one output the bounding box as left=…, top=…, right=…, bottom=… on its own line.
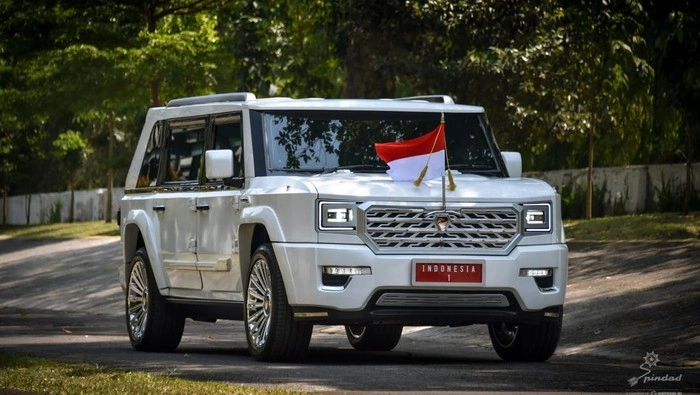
left=119, top=92, right=568, bottom=362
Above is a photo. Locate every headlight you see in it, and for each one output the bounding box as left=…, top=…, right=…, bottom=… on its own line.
left=523, top=203, right=551, bottom=233
left=319, top=202, right=357, bottom=231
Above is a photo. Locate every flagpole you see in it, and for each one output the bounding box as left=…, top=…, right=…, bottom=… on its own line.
left=441, top=175, right=446, bottom=210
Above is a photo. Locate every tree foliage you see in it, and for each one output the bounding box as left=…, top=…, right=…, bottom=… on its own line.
left=0, top=0, right=698, bottom=209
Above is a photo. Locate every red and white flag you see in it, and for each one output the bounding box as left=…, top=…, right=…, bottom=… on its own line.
left=375, top=123, right=446, bottom=182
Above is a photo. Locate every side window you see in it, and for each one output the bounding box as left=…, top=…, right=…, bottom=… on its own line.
left=212, top=114, right=243, bottom=178
left=137, top=122, right=163, bottom=188
left=164, top=118, right=207, bottom=183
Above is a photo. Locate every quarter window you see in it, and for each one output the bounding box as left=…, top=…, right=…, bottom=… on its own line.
left=136, top=122, right=164, bottom=187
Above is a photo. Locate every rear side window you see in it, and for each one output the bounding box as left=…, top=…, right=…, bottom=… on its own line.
left=136, top=122, right=164, bottom=187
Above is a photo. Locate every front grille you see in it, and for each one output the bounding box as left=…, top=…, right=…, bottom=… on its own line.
left=362, top=205, right=519, bottom=254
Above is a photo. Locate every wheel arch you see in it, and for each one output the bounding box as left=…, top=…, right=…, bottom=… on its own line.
left=239, top=223, right=271, bottom=290
left=121, top=210, right=169, bottom=291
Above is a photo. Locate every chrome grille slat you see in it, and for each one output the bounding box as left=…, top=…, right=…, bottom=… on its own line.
left=363, top=205, right=520, bottom=253
left=376, top=293, right=510, bottom=308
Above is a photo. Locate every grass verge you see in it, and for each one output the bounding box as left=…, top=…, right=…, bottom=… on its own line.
left=2, top=213, right=698, bottom=242
left=0, top=354, right=299, bottom=395
left=0, top=221, right=120, bottom=238
left=564, top=212, right=700, bottom=241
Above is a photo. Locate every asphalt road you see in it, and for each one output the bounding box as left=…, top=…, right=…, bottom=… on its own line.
left=0, top=237, right=698, bottom=393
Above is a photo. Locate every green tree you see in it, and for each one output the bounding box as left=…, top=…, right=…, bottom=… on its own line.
left=52, top=130, right=92, bottom=222
left=641, top=0, right=700, bottom=215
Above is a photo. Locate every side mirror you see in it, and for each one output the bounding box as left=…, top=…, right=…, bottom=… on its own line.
left=501, top=151, right=522, bottom=178
left=205, top=149, right=234, bottom=179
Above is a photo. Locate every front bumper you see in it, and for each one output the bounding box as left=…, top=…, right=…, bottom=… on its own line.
left=273, top=242, right=568, bottom=325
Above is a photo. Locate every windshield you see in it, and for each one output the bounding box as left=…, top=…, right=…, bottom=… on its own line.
left=262, top=110, right=502, bottom=176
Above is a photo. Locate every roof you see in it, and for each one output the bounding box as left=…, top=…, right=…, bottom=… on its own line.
left=161, top=92, right=485, bottom=114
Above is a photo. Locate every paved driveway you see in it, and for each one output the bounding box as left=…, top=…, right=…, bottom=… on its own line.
left=0, top=237, right=698, bottom=392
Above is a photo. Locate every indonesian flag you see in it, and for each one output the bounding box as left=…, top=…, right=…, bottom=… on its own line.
left=375, top=123, right=446, bottom=182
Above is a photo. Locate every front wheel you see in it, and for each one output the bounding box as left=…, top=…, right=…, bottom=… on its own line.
left=345, top=324, right=403, bottom=351
left=126, top=247, right=185, bottom=351
left=245, top=243, right=312, bottom=361
left=488, top=307, right=563, bottom=361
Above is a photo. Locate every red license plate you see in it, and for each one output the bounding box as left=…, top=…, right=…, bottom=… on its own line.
left=414, top=263, right=482, bottom=283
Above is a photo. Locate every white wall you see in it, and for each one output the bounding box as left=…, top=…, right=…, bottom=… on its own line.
left=1, top=162, right=697, bottom=225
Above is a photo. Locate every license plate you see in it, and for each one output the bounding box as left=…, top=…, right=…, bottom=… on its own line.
left=414, top=263, right=482, bottom=283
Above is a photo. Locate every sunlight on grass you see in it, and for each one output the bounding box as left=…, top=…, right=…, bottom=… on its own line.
left=564, top=212, right=700, bottom=241
left=0, top=221, right=120, bottom=238
left=0, top=354, right=301, bottom=395
left=2, top=214, right=699, bottom=241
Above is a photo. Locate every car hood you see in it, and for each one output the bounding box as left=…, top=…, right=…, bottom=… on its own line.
left=293, top=172, right=557, bottom=203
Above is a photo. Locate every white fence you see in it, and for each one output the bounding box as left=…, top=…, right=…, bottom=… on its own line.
left=526, top=163, right=697, bottom=214
left=0, top=163, right=696, bottom=225
left=1, top=188, right=124, bottom=225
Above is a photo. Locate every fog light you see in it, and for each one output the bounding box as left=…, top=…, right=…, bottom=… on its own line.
left=323, top=266, right=371, bottom=276
left=519, top=268, right=552, bottom=277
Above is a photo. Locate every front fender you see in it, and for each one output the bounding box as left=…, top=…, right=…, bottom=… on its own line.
left=240, top=205, right=286, bottom=242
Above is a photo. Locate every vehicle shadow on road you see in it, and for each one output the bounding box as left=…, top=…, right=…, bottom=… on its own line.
left=561, top=241, right=700, bottom=365
left=0, top=238, right=123, bottom=316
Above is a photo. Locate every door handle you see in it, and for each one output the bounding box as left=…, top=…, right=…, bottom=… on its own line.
left=152, top=205, right=166, bottom=212
left=196, top=204, right=210, bottom=211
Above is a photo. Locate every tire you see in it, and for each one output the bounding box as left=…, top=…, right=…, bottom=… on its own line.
left=245, top=243, right=312, bottom=361
left=488, top=307, right=563, bottom=362
left=345, top=324, right=403, bottom=351
left=126, top=247, right=185, bottom=352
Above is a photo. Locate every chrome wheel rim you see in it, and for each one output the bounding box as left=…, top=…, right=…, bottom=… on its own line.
left=492, top=323, right=518, bottom=348
left=127, top=259, right=149, bottom=341
left=246, top=258, right=272, bottom=349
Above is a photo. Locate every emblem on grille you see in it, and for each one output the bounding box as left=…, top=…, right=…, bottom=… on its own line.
left=434, top=214, right=451, bottom=232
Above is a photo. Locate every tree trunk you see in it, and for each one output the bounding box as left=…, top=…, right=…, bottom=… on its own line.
left=344, top=32, right=394, bottom=98
left=684, top=115, right=694, bottom=216
left=586, top=124, right=594, bottom=220
left=150, top=78, right=161, bottom=107
left=2, top=188, right=6, bottom=225
left=25, top=194, right=31, bottom=225
left=146, top=8, right=162, bottom=107
left=106, top=114, right=115, bottom=223
left=69, top=188, right=75, bottom=223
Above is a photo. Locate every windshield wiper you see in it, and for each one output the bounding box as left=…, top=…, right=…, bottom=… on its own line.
left=448, top=164, right=497, bottom=173
left=319, top=164, right=388, bottom=175
left=280, top=168, right=323, bottom=173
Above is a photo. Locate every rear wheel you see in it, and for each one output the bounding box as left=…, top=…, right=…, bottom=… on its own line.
left=126, top=247, right=185, bottom=351
left=245, top=243, right=312, bottom=361
left=488, top=307, right=563, bottom=361
left=345, top=324, right=403, bottom=351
